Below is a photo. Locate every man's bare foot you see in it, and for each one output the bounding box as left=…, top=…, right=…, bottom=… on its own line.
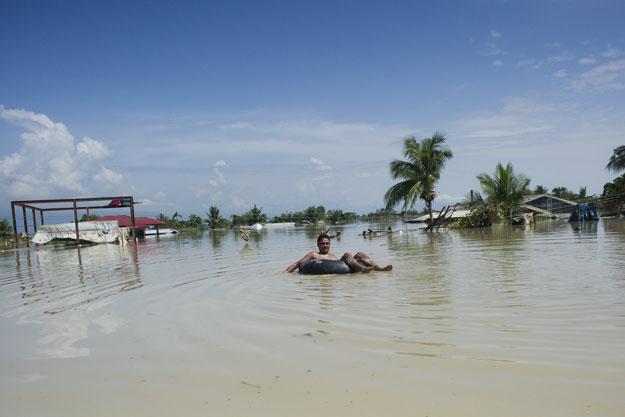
left=375, top=265, right=393, bottom=271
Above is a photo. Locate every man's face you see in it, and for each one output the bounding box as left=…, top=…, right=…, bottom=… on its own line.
left=317, top=238, right=331, bottom=254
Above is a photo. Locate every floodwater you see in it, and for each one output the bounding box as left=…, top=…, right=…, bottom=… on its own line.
left=1, top=220, right=624, bottom=417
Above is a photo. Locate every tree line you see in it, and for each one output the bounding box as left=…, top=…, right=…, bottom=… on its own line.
left=383, top=133, right=625, bottom=229
left=152, top=205, right=426, bottom=230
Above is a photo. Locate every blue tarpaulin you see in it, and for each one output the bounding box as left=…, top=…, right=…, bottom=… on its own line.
left=569, top=201, right=599, bottom=222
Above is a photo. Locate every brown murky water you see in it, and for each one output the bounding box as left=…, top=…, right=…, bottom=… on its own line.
left=1, top=220, right=624, bottom=416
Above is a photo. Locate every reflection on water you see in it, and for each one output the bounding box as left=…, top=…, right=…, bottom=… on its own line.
left=1, top=220, right=624, bottom=416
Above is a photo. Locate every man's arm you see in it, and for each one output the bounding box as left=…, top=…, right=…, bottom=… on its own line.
left=284, top=252, right=315, bottom=273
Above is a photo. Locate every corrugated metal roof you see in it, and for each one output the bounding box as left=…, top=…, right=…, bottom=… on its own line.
left=96, top=215, right=165, bottom=228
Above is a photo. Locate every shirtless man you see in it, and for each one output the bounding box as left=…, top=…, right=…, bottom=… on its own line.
left=284, top=234, right=392, bottom=273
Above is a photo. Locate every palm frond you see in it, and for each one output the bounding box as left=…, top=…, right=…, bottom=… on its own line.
left=606, top=145, right=625, bottom=173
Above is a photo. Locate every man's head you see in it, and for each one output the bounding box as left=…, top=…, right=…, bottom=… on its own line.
left=317, top=233, right=331, bottom=254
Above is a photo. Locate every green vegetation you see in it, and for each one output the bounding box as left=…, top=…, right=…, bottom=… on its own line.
left=1, top=219, right=13, bottom=240
left=79, top=214, right=101, bottom=222
left=384, top=132, right=453, bottom=225
left=477, top=162, right=530, bottom=220
left=532, top=185, right=549, bottom=194
left=231, top=204, right=268, bottom=227
left=606, top=145, right=625, bottom=173
left=599, top=173, right=625, bottom=214
left=206, top=206, right=230, bottom=229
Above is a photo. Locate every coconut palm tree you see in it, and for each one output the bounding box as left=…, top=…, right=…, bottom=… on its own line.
left=384, top=132, right=453, bottom=224
left=606, top=145, right=625, bottom=173
left=477, top=162, right=530, bottom=220
left=206, top=206, right=227, bottom=229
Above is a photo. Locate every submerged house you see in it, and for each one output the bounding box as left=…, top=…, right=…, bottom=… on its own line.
left=96, top=215, right=166, bottom=236
left=520, top=194, right=577, bottom=217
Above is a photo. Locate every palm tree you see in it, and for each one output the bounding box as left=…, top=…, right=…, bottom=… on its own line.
left=206, top=206, right=225, bottom=229
left=606, top=145, right=625, bottom=173
left=384, top=132, right=453, bottom=224
left=477, top=162, right=530, bottom=220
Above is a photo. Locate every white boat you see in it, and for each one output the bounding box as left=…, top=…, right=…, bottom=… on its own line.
left=264, top=222, right=295, bottom=228
left=241, top=223, right=264, bottom=230
left=144, top=228, right=179, bottom=236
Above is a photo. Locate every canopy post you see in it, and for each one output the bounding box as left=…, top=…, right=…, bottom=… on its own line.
left=73, top=200, right=80, bottom=246
left=11, top=202, right=18, bottom=248
left=130, top=196, right=136, bottom=241
left=31, top=208, right=37, bottom=233
left=22, top=206, right=29, bottom=247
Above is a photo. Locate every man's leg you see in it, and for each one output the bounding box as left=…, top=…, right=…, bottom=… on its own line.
left=354, top=252, right=393, bottom=271
left=341, top=252, right=373, bottom=273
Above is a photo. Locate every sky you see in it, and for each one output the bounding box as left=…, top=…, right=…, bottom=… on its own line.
left=1, top=0, right=624, bottom=222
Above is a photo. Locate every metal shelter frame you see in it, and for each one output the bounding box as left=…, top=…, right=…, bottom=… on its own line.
left=10, top=196, right=136, bottom=247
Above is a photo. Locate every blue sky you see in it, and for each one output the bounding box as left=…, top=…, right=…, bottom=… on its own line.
left=1, top=0, right=624, bottom=220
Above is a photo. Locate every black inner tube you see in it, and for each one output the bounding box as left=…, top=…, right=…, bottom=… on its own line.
left=299, top=259, right=352, bottom=274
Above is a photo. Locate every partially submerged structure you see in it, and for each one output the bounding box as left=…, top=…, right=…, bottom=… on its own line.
left=10, top=196, right=137, bottom=247
left=569, top=201, right=600, bottom=222
left=520, top=194, right=577, bottom=218
left=32, top=221, right=127, bottom=244
left=95, top=215, right=169, bottom=236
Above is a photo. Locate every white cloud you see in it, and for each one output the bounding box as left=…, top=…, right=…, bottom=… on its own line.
left=490, top=29, right=501, bottom=39
left=231, top=195, right=246, bottom=208
left=214, top=166, right=226, bottom=183
left=578, top=56, right=596, bottom=65
left=94, top=167, right=123, bottom=184
left=601, top=48, right=622, bottom=58
left=553, top=69, right=568, bottom=78
left=217, top=121, right=250, bottom=129
left=546, top=52, right=573, bottom=64
left=76, top=137, right=110, bottom=159
left=0, top=105, right=121, bottom=199
left=571, top=59, right=625, bottom=90
left=214, top=160, right=227, bottom=167
left=545, top=41, right=561, bottom=48
left=517, top=58, right=541, bottom=70
left=311, top=157, right=332, bottom=170
left=493, top=60, right=503, bottom=67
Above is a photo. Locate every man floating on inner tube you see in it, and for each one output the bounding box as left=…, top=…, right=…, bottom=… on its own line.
left=284, top=234, right=393, bottom=274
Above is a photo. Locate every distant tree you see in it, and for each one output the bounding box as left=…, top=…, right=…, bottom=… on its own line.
left=247, top=204, right=267, bottom=225
left=533, top=185, right=549, bottom=195
left=384, top=132, right=453, bottom=225
left=477, top=162, right=530, bottom=220
left=232, top=204, right=268, bottom=226
left=551, top=186, right=578, bottom=201
left=186, top=214, right=204, bottom=228
left=578, top=186, right=587, bottom=200
left=206, top=206, right=229, bottom=229
left=326, top=209, right=343, bottom=224
left=304, top=205, right=326, bottom=224
left=0, top=219, right=12, bottom=239
left=79, top=214, right=101, bottom=222
left=156, top=213, right=170, bottom=223
left=606, top=145, right=625, bottom=173
left=599, top=173, right=625, bottom=214
left=551, top=186, right=569, bottom=198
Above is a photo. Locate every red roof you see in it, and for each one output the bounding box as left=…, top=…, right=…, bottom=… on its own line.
left=96, top=215, right=165, bottom=228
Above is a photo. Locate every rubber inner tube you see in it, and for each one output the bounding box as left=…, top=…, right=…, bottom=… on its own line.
left=299, top=259, right=351, bottom=275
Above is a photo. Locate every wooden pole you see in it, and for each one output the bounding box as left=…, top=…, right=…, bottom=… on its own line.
left=31, top=208, right=37, bottom=233
left=22, top=206, right=29, bottom=247
left=11, top=202, right=18, bottom=248
left=73, top=200, right=80, bottom=246
left=130, top=196, right=136, bottom=241
left=40, top=210, right=44, bottom=225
